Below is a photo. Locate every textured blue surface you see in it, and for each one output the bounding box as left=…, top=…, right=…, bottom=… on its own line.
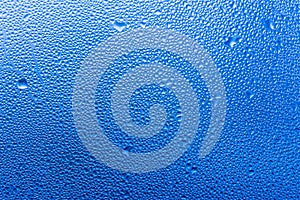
left=0, top=0, right=299, bottom=199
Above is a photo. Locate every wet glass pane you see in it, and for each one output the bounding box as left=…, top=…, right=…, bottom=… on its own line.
left=1, top=0, right=299, bottom=199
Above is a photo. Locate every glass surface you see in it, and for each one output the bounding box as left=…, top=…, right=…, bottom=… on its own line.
left=0, top=0, right=299, bottom=199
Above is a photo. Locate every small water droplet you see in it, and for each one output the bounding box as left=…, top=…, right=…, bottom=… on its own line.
left=139, top=19, right=147, bottom=28
left=17, top=78, right=28, bottom=90
left=230, top=1, right=237, bottom=9
left=122, top=146, right=133, bottom=156
left=155, top=10, right=162, bottom=15
left=224, top=36, right=241, bottom=48
left=246, top=90, right=254, bottom=99
left=23, top=14, right=30, bottom=22
left=249, top=168, right=255, bottom=176
left=112, top=20, right=127, bottom=32
left=0, top=12, right=7, bottom=18
left=264, top=19, right=275, bottom=30
left=191, top=166, right=197, bottom=174
left=185, top=162, right=192, bottom=172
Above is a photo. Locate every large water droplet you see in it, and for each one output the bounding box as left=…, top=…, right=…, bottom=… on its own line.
left=17, top=78, right=28, bottom=90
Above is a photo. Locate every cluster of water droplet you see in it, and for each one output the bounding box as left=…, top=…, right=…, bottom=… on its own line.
left=0, top=0, right=299, bottom=199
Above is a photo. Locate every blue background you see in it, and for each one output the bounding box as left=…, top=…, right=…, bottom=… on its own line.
left=0, top=0, right=299, bottom=199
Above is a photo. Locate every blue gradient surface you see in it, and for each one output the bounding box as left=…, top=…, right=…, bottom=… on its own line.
left=0, top=0, right=299, bottom=199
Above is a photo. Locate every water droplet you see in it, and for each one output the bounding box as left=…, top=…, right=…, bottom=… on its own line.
left=264, top=19, right=275, bottom=30
left=17, top=78, right=28, bottom=90
left=139, top=19, right=147, bottom=28
left=230, top=1, right=237, bottom=9
left=249, top=169, right=255, bottom=176
left=246, top=90, right=254, bottom=99
left=122, top=146, right=133, bottom=156
left=23, top=14, right=30, bottom=22
left=185, top=162, right=192, bottom=172
left=155, top=10, right=162, bottom=15
left=112, top=20, right=127, bottom=32
left=224, top=36, right=241, bottom=48
left=0, top=12, right=7, bottom=18
left=191, top=165, right=197, bottom=174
